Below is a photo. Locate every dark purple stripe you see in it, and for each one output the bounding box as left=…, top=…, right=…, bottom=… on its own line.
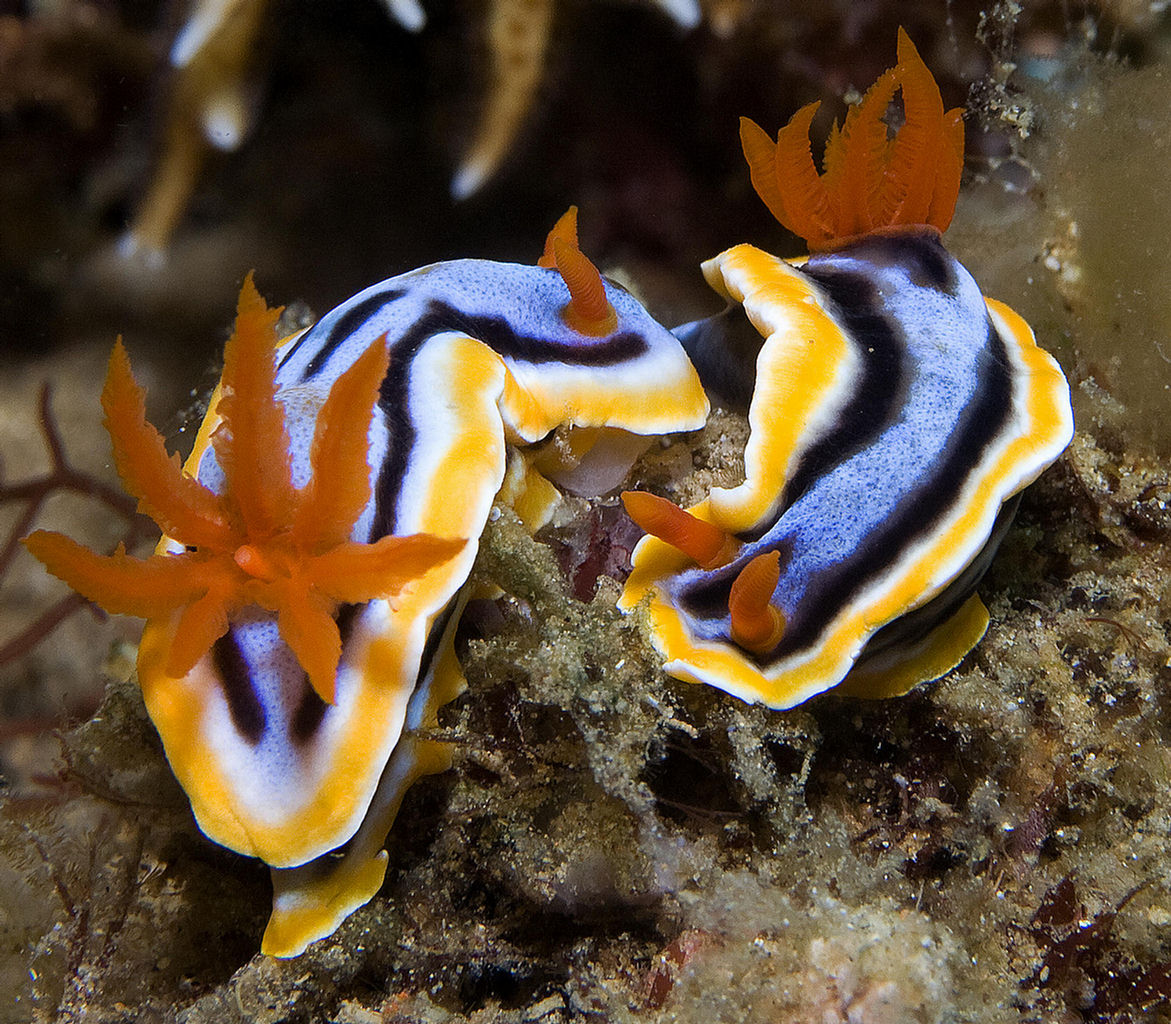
left=369, top=300, right=647, bottom=537
left=774, top=312, right=1012, bottom=657
left=212, top=632, right=266, bottom=744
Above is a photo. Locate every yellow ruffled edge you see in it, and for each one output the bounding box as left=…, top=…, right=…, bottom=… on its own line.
left=139, top=338, right=505, bottom=865
left=621, top=251, right=1073, bottom=709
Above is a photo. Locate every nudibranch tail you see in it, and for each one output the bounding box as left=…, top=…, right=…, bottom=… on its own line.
left=741, top=28, right=965, bottom=250
left=262, top=608, right=468, bottom=958
left=836, top=591, right=991, bottom=702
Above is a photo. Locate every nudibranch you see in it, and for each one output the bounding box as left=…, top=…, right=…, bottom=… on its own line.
left=620, top=30, right=1073, bottom=710
left=25, top=211, right=708, bottom=957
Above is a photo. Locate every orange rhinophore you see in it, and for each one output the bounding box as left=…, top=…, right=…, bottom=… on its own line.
left=621, top=490, right=739, bottom=570
left=538, top=205, right=579, bottom=268
left=740, top=28, right=964, bottom=250
left=539, top=205, right=618, bottom=335
left=728, top=551, right=785, bottom=654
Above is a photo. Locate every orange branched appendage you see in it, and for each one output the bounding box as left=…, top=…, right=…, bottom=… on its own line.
left=539, top=206, right=618, bottom=335
left=728, top=551, right=785, bottom=654
left=23, top=274, right=465, bottom=705
left=741, top=28, right=964, bottom=250
left=622, top=490, right=739, bottom=570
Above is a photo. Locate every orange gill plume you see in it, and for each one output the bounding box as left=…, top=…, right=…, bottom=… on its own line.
left=739, top=28, right=964, bottom=250
left=539, top=205, right=618, bottom=335
left=24, top=274, right=465, bottom=706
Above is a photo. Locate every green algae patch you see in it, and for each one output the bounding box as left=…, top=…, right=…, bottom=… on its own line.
left=952, top=53, right=1171, bottom=455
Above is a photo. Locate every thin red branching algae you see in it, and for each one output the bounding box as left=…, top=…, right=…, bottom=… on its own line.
left=0, top=383, right=154, bottom=669
left=19, top=804, right=151, bottom=1023
left=1082, top=616, right=1151, bottom=653
left=1024, top=874, right=1171, bottom=1021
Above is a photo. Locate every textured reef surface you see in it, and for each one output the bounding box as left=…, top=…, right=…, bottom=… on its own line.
left=2, top=2, right=1171, bottom=1022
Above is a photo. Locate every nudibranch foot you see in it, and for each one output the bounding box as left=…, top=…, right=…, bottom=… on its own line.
left=838, top=592, right=990, bottom=701
left=839, top=493, right=1020, bottom=699
left=532, top=426, right=655, bottom=502
left=262, top=604, right=467, bottom=957
left=263, top=733, right=452, bottom=956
